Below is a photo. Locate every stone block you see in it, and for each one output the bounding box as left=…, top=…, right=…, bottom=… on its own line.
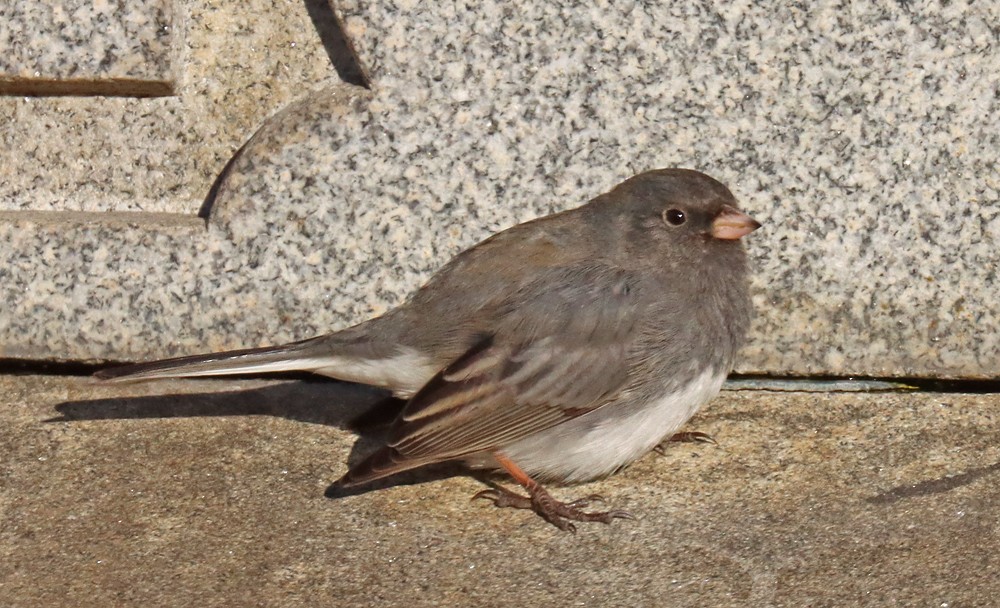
left=1, top=1, right=998, bottom=379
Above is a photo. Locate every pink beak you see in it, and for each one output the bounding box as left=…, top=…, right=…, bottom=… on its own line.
left=711, top=206, right=761, bottom=240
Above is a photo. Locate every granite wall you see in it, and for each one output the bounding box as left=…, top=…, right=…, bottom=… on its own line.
left=1, top=0, right=997, bottom=379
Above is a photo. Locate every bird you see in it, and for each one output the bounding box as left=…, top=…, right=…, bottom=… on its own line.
left=97, top=168, right=760, bottom=531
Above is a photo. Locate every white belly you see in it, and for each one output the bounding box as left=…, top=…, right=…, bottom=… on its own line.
left=498, top=367, right=726, bottom=483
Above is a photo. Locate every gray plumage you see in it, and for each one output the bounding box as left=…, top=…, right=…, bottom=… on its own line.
left=98, top=168, right=757, bottom=494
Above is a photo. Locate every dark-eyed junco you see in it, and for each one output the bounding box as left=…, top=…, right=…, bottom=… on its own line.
left=98, top=168, right=760, bottom=531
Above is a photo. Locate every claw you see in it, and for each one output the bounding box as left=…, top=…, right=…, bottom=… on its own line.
left=473, top=485, right=533, bottom=509
left=608, top=510, right=635, bottom=521
left=471, top=489, right=497, bottom=502
left=565, top=494, right=606, bottom=508
left=671, top=431, right=717, bottom=444
left=655, top=431, right=717, bottom=455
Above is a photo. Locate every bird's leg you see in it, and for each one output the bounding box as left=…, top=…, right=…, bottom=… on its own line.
left=653, top=430, right=716, bottom=455
left=472, top=453, right=632, bottom=532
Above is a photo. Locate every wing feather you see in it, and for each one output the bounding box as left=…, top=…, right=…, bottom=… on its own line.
left=336, top=263, right=644, bottom=487
left=389, top=265, right=639, bottom=461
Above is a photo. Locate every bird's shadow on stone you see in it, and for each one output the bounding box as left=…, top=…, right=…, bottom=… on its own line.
left=865, top=460, right=1000, bottom=505
left=48, top=377, right=469, bottom=496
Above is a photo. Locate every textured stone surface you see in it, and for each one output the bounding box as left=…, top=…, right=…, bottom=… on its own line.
left=0, top=375, right=997, bottom=606
left=0, top=0, right=174, bottom=93
left=0, top=0, right=335, bottom=211
left=2, top=0, right=999, bottom=379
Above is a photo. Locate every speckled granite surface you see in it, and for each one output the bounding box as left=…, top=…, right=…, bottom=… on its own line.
left=1, top=377, right=997, bottom=605
left=0, top=0, right=174, bottom=91
left=0, top=0, right=334, bottom=211
left=2, top=1, right=999, bottom=377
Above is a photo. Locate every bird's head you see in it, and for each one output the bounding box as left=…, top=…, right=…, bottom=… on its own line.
left=606, top=168, right=760, bottom=266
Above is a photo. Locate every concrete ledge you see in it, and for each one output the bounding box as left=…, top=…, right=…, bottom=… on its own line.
left=1, top=375, right=996, bottom=606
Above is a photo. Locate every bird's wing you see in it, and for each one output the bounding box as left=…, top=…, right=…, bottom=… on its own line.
left=335, top=264, right=643, bottom=486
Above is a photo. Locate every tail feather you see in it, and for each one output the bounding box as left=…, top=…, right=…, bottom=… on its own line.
left=332, top=446, right=433, bottom=488
left=94, top=338, right=331, bottom=382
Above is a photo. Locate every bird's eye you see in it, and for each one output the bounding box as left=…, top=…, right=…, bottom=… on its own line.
left=662, top=208, right=686, bottom=226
